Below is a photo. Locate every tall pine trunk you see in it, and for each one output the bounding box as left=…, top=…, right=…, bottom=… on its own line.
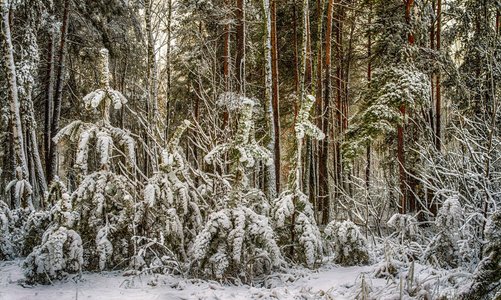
left=48, top=0, right=70, bottom=182
left=271, top=0, right=281, bottom=195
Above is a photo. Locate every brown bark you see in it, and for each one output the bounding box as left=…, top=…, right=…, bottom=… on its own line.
left=271, top=0, right=281, bottom=194
left=292, top=0, right=299, bottom=121
left=366, top=0, right=372, bottom=191
left=223, top=0, right=230, bottom=128
left=235, top=0, right=244, bottom=91
left=48, top=0, right=70, bottom=181
left=318, top=0, right=334, bottom=225
left=435, top=0, right=442, bottom=151
left=44, top=27, right=55, bottom=180
left=398, top=0, right=414, bottom=214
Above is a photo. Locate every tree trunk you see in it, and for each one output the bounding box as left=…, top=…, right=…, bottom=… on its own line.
left=271, top=0, right=281, bottom=195
left=235, top=0, right=244, bottom=92
left=318, top=0, right=333, bottom=225
left=1, top=1, right=30, bottom=186
left=435, top=0, right=441, bottom=151
left=263, top=0, right=277, bottom=199
left=44, top=23, right=56, bottom=181
left=398, top=0, right=414, bottom=214
left=145, top=0, right=159, bottom=124
left=223, top=0, right=231, bottom=128
left=48, top=0, right=70, bottom=182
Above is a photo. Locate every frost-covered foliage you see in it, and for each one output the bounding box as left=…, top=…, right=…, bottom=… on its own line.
left=272, top=189, right=322, bottom=268
left=424, top=196, right=464, bottom=269
left=461, top=210, right=501, bottom=299
left=343, top=67, right=430, bottom=164
left=324, top=220, right=370, bottom=266
left=205, top=97, right=273, bottom=185
left=140, top=120, right=203, bottom=264
left=23, top=226, right=83, bottom=284
left=193, top=96, right=281, bottom=281
left=0, top=201, right=27, bottom=260
left=53, top=120, right=135, bottom=174
left=271, top=94, right=324, bottom=268
left=387, top=213, right=423, bottom=261
left=53, top=48, right=134, bottom=176
left=294, top=95, right=325, bottom=141
left=190, top=206, right=281, bottom=281
left=82, top=49, right=128, bottom=119
left=67, top=171, right=135, bottom=270
left=6, top=167, right=33, bottom=210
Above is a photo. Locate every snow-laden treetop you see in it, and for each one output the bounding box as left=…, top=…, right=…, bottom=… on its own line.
left=83, top=48, right=128, bottom=123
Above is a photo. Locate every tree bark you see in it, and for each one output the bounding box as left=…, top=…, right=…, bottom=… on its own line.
left=223, top=0, right=231, bottom=128
left=271, top=0, right=281, bottom=195
left=318, top=0, right=333, bottom=225
left=435, top=0, right=441, bottom=151
left=1, top=1, right=30, bottom=186
left=235, top=0, right=244, bottom=92
left=145, top=0, right=159, bottom=124
left=44, top=23, right=56, bottom=181
left=48, top=0, right=70, bottom=182
left=263, top=0, right=277, bottom=199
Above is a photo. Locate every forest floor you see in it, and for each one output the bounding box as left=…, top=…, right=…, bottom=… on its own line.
left=0, top=258, right=462, bottom=299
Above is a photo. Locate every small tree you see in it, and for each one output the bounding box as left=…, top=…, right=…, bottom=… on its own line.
left=190, top=96, right=282, bottom=282
left=272, top=94, right=324, bottom=268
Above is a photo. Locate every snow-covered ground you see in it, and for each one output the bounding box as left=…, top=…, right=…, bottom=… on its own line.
left=1, top=259, right=389, bottom=300
left=1, top=258, right=467, bottom=300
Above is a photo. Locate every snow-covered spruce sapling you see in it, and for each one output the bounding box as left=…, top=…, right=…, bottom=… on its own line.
left=0, top=200, right=27, bottom=260
left=191, top=96, right=281, bottom=281
left=387, top=213, right=423, bottom=261
left=6, top=167, right=33, bottom=210
left=461, top=210, right=501, bottom=299
left=423, top=196, right=463, bottom=269
left=140, top=120, right=203, bottom=268
left=23, top=226, right=83, bottom=284
left=272, top=95, right=324, bottom=268
left=25, top=48, right=137, bottom=276
left=324, top=220, right=370, bottom=266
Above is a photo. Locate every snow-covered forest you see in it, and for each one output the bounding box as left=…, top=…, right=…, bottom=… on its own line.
left=1, top=0, right=501, bottom=298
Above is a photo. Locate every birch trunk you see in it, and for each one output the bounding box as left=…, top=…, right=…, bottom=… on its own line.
left=263, top=0, right=277, bottom=199
left=1, top=1, right=30, bottom=186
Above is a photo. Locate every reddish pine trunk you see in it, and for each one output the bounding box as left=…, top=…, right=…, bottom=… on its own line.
left=235, top=0, right=244, bottom=91
left=271, top=0, right=281, bottom=194
left=223, top=0, right=230, bottom=128
left=435, top=0, right=442, bottom=151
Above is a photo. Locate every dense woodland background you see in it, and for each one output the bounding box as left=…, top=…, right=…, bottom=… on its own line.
left=1, top=0, right=501, bottom=298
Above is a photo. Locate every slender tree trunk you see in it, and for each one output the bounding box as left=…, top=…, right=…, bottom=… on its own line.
left=48, top=0, right=70, bottom=182
left=44, top=24, right=56, bottom=181
left=292, top=0, right=299, bottom=120
left=1, top=2, right=30, bottom=185
left=319, top=0, right=333, bottom=225
left=398, top=0, right=414, bottom=214
left=165, top=0, right=173, bottom=142
left=222, top=0, right=231, bottom=129
left=366, top=0, right=372, bottom=191
left=235, top=0, right=244, bottom=92
left=435, top=0, right=441, bottom=151
left=145, top=0, right=159, bottom=124
left=271, top=0, right=281, bottom=195
left=263, top=0, right=277, bottom=199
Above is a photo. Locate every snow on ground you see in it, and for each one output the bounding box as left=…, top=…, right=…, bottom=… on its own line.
left=1, top=259, right=464, bottom=299
left=0, top=260, right=384, bottom=300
